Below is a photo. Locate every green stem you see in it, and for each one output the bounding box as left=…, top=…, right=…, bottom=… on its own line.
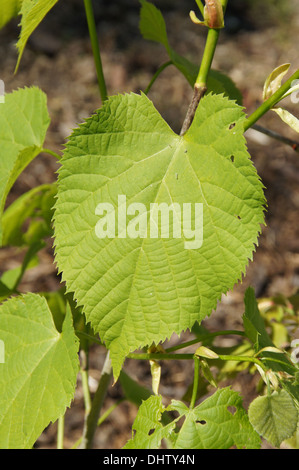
left=79, top=352, right=112, bottom=449
left=165, top=330, right=246, bottom=353
left=57, top=415, right=64, bottom=449
left=80, top=350, right=92, bottom=415
left=190, top=356, right=200, bottom=409
left=76, top=330, right=102, bottom=346
left=195, top=28, right=220, bottom=87
left=180, top=0, right=228, bottom=135
left=128, top=352, right=195, bottom=361
left=97, top=398, right=125, bottom=427
left=244, top=69, right=299, bottom=131
left=217, top=354, right=266, bottom=370
left=83, top=0, right=108, bottom=102
left=144, top=61, right=173, bottom=95
left=260, top=356, right=296, bottom=372
left=42, top=148, right=61, bottom=160
left=128, top=351, right=266, bottom=371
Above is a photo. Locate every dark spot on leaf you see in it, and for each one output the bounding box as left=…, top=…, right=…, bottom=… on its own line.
left=148, top=428, right=155, bottom=435
left=227, top=405, right=237, bottom=415
left=230, top=155, right=235, bottom=162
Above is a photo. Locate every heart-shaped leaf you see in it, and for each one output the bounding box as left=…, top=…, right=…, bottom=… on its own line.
left=248, top=390, right=298, bottom=448
left=54, top=92, right=265, bottom=379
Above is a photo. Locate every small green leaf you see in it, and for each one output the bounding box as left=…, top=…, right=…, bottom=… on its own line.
left=0, top=87, right=50, bottom=244
left=169, top=387, right=261, bottom=449
left=123, top=395, right=176, bottom=449
left=281, top=81, right=299, bottom=100
left=272, top=107, right=299, bottom=133
left=195, top=345, right=219, bottom=359
left=248, top=390, right=298, bottom=448
left=150, top=360, right=161, bottom=395
left=0, top=294, right=79, bottom=448
left=16, top=0, right=59, bottom=71
left=255, top=346, right=284, bottom=356
left=200, top=359, right=217, bottom=388
left=0, top=0, right=22, bottom=29
left=263, top=63, right=290, bottom=101
left=189, top=10, right=205, bottom=26
left=139, top=0, right=169, bottom=50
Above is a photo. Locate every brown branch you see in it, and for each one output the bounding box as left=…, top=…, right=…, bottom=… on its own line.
left=180, top=84, right=207, bottom=136
left=251, top=123, right=299, bottom=153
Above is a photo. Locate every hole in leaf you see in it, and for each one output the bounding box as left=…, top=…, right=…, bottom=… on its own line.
left=229, top=123, right=236, bottom=130
left=230, top=155, right=235, bottom=162
left=196, top=420, right=206, bottom=425
left=234, top=214, right=241, bottom=220
left=227, top=405, right=237, bottom=415
left=148, top=428, right=155, bottom=436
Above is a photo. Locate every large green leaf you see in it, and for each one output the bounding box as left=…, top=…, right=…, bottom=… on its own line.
left=0, top=294, right=79, bottom=448
left=0, top=87, right=50, bottom=244
left=139, top=0, right=243, bottom=104
left=16, top=0, right=59, bottom=70
left=170, top=388, right=261, bottom=449
left=54, top=92, right=265, bottom=379
left=0, top=0, right=22, bottom=29
left=248, top=390, right=298, bottom=448
left=124, top=388, right=261, bottom=449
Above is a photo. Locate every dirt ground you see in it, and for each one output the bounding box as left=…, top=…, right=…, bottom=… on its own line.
left=0, top=0, right=299, bottom=449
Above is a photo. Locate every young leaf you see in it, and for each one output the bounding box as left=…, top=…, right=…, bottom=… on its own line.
left=0, top=294, right=79, bottom=448
left=54, top=92, right=265, bottom=379
left=248, top=390, right=298, bottom=448
left=123, top=395, right=176, bottom=449
left=16, top=0, right=59, bottom=71
left=0, top=87, right=50, bottom=245
left=139, top=0, right=169, bottom=50
left=272, top=107, right=299, bottom=133
left=195, top=345, right=219, bottom=359
left=263, top=63, right=290, bottom=101
left=139, top=0, right=242, bottom=104
left=0, top=0, right=22, bottom=29
left=169, top=387, right=261, bottom=449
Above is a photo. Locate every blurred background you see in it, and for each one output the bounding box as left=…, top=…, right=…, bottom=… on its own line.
left=0, top=0, right=298, bottom=449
